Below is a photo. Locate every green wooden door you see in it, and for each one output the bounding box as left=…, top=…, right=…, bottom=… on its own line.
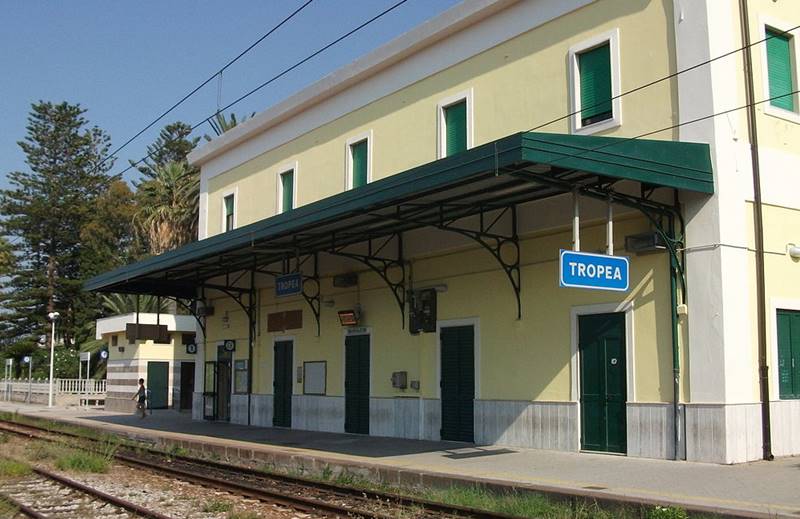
left=146, top=361, right=169, bottom=410
left=777, top=310, right=800, bottom=399
left=579, top=313, right=627, bottom=453
left=273, top=340, right=293, bottom=427
left=345, top=334, right=370, bottom=434
left=440, top=325, right=474, bottom=442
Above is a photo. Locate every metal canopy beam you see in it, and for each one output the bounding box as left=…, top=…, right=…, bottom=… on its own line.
left=326, top=233, right=406, bottom=327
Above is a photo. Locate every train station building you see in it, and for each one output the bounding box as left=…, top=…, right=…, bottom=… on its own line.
left=87, top=0, right=800, bottom=464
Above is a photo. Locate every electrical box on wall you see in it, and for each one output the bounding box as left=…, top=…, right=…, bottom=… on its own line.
left=409, top=288, right=437, bottom=334
left=391, top=371, right=408, bottom=389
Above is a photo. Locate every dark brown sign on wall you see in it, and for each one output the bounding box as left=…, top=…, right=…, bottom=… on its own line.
left=267, top=310, right=303, bottom=332
left=126, top=323, right=170, bottom=344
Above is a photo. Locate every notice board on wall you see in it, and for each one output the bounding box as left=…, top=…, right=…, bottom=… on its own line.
left=303, top=361, right=326, bottom=395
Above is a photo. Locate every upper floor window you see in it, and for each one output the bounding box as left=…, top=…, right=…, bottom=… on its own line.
left=437, top=89, right=473, bottom=158
left=277, top=166, right=296, bottom=213
left=223, top=193, right=235, bottom=232
left=569, top=29, right=621, bottom=134
left=765, top=27, right=796, bottom=112
left=778, top=309, right=800, bottom=399
left=346, top=132, right=372, bottom=189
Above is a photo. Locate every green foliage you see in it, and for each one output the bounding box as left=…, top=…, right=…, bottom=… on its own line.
left=54, top=450, right=110, bottom=473
left=204, top=111, right=255, bottom=141
left=646, top=506, right=690, bottom=519
left=0, top=459, right=31, bottom=478
left=133, top=121, right=199, bottom=179
left=203, top=499, right=233, bottom=513
left=0, top=101, right=118, bottom=371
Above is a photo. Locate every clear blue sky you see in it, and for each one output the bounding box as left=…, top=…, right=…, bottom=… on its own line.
left=0, top=0, right=460, bottom=188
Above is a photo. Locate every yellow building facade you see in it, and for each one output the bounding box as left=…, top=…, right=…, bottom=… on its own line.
left=89, top=0, right=800, bottom=463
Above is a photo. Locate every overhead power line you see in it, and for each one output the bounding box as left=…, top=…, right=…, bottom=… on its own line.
left=114, top=0, right=411, bottom=178
left=96, top=0, right=316, bottom=172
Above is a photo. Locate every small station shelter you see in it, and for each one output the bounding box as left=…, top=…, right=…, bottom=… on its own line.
left=96, top=313, right=197, bottom=412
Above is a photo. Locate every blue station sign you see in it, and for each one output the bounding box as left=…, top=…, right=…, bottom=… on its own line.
left=559, top=250, right=629, bottom=292
left=275, top=272, right=303, bottom=297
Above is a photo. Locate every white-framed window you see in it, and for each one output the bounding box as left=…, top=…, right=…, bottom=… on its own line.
left=761, top=18, right=800, bottom=123
left=437, top=89, right=473, bottom=159
left=345, top=131, right=373, bottom=190
left=568, top=28, right=621, bottom=134
left=276, top=161, right=298, bottom=214
left=221, top=187, right=237, bottom=232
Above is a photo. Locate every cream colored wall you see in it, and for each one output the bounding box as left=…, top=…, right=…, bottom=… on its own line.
left=200, top=214, right=674, bottom=403
left=104, top=332, right=194, bottom=363
left=205, top=0, right=678, bottom=236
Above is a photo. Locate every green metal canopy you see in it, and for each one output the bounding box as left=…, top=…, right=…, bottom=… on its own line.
left=85, top=131, right=713, bottom=298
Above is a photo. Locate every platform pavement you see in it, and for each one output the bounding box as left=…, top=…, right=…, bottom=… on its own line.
left=0, top=402, right=797, bottom=518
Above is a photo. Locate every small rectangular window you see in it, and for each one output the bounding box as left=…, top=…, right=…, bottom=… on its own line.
left=443, top=100, right=467, bottom=157
left=280, top=170, right=294, bottom=212
left=766, top=28, right=795, bottom=112
left=234, top=359, right=249, bottom=394
left=223, top=194, right=235, bottom=232
left=777, top=309, right=800, bottom=399
left=579, top=43, right=613, bottom=126
left=350, top=140, right=368, bottom=188
left=111, top=335, right=118, bottom=347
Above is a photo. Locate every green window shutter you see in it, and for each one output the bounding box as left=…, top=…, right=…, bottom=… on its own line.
left=777, top=310, right=799, bottom=399
left=224, top=195, right=234, bottom=231
left=351, top=140, right=368, bottom=188
left=579, top=43, right=613, bottom=125
left=281, top=170, right=294, bottom=212
left=444, top=100, right=467, bottom=157
left=766, top=29, right=795, bottom=111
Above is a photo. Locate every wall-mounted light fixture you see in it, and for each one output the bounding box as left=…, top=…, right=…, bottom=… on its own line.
left=789, top=244, right=800, bottom=259
left=337, top=309, right=360, bottom=326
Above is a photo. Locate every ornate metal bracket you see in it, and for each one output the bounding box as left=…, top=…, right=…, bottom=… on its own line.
left=327, top=233, right=406, bottom=327
left=437, top=205, right=521, bottom=319
left=300, top=254, right=321, bottom=336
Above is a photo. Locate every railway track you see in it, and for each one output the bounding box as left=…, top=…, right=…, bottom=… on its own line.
left=0, top=418, right=518, bottom=519
left=0, top=460, right=173, bottom=519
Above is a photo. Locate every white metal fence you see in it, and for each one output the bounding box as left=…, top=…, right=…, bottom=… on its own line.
left=1, top=378, right=106, bottom=406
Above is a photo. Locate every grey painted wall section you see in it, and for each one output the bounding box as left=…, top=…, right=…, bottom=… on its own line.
left=370, top=397, right=421, bottom=439
left=292, top=395, right=344, bottom=433
left=474, top=400, right=578, bottom=451
left=420, top=398, right=442, bottom=441
left=230, top=393, right=249, bottom=425
left=192, top=392, right=203, bottom=421
left=685, top=403, right=762, bottom=463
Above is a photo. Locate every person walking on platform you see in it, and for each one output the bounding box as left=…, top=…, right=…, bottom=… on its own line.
left=132, top=378, right=147, bottom=418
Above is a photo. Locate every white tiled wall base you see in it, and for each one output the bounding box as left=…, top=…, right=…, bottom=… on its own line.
left=250, top=394, right=273, bottom=427
left=685, top=403, right=762, bottom=463
left=292, top=395, right=344, bottom=432
left=191, top=392, right=203, bottom=420
left=474, top=400, right=578, bottom=451
left=627, top=402, right=684, bottom=460
left=769, top=399, right=800, bottom=457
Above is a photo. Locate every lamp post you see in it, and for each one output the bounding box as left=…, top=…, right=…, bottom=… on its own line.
left=47, top=311, right=60, bottom=408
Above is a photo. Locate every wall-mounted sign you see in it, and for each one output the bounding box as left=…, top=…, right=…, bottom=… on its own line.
left=559, top=249, right=629, bottom=292
left=186, top=343, right=198, bottom=355
left=223, top=339, right=236, bottom=352
left=79, top=351, right=91, bottom=362
left=22, top=356, right=31, bottom=364
left=275, top=272, right=302, bottom=298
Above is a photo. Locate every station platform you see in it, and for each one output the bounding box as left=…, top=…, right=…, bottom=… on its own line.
left=0, top=402, right=797, bottom=518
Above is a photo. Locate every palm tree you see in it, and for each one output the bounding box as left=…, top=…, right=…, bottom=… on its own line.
left=204, top=111, right=256, bottom=141
left=134, top=161, right=198, bottom=255
left=100, top=293, right=170, bottom=315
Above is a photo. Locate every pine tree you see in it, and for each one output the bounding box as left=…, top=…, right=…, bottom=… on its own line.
left=0, top=101, right=115, bottom=363
left=133, top=121, right=199, bottom=179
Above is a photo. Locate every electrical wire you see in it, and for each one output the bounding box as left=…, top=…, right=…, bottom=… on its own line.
left=113, top=0, right=411, bottom=179
left=94, top=0, right=315, bottom=172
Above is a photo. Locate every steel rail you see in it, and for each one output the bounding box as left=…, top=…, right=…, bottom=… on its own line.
left=0, top=418, right=524, bottom=518
left=0, top=492, right=47, bottom=519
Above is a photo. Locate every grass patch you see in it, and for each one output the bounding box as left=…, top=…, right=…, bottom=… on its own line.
left=0, top=458, right=31, bottom=478
left=54, top=451, right=111, bottom=473
left=0, top=496, right=18, bottom=517
left=203, top=499, right=234, bottom=513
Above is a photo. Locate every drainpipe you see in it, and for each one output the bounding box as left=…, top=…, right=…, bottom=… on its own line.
left=739, top=0, right=773, bottom=461
left=668, top=215, right=681, bottom=460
